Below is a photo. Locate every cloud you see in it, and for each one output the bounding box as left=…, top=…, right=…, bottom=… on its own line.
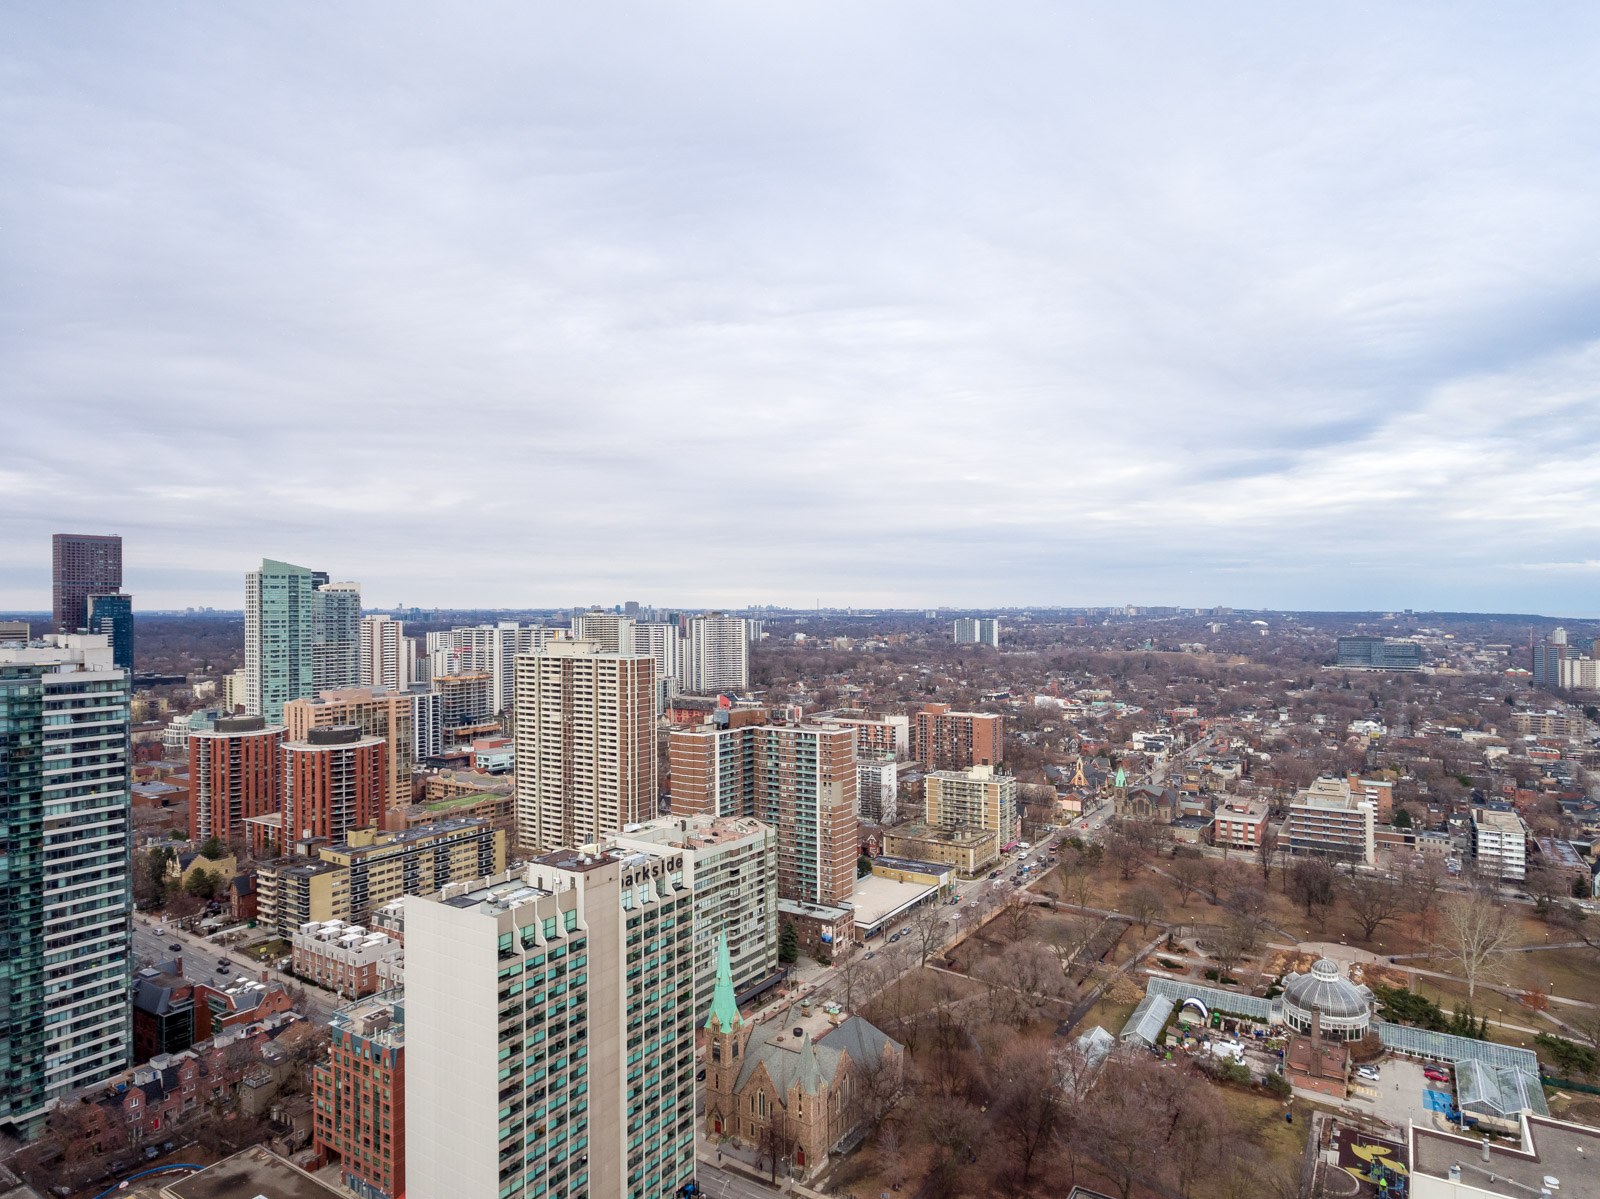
left=4, top=3, right=1600, bottom=613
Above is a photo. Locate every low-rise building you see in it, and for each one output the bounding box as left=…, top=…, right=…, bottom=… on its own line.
left=293, top=921, right=404, bottom=998
left=471, top=736, right=514, bottom=774
left=1287, top=777, right=1376, bottom=864
left=257, top=858, right=349, bottom=938
left=1210, top=799, right=1271, bottom=850
left=777, top=898, right=855, bottom=959
left=883, top=822, right=999, bottom=874
left=1472, top=810, right=1528, bottom=882
left=1532, top=837, right=1592, bottom=896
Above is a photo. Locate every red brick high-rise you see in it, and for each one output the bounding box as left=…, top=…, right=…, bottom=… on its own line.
left=911, top=703, right=1004, bottom=771
left=188, top=715, right=285, bottom=843
left=283, top=724, right=386, bottom=843
left=314, top=992, right=405, bottom=1199
left=52, top=533, right=121, bottom=633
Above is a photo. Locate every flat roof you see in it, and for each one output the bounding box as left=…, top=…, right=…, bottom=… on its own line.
left=849, top=873, right=938, bottom=930
left=776, top=897, right=852, bottom=922
left=1411, top=1116, right=1600, bottom=1196
left=872, top=855, right=951, bottom=876
left=162, top=1147, right=344, bottom=1199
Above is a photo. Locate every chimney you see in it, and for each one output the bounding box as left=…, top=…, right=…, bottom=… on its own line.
left=1311, top=1009, right=1322, bottom=1042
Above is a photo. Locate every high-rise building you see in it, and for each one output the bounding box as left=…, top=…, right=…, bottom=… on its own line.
left=222, top=666, right=248, bottom=713
left=426, top=623, right=556, bottom=714
left=952, top=617, right=1000, bottom=648
left=514, top=641, right=656, bottom=851
left=0, top=633, right=131, bottom=1133
left=283, top=725, right=386, bottom=843
left=684, top=614, right=748, bottom=694
left=405, top=850, right=698, bottom=1199
left=0, top=620, right=30, bottom=644
left=313, top=581, right=363, bottom=693
left=284, top=688, right=415, bottom=813
left=246, top=559, right=316, bottom=723
left=924, top=764, right=1018, bottom=844
left=51, top=532, right=121, bottom=634
left=1336, top=636, right=1424, bottom=671
left=857, top=752, right=899, bottom=824
left=572, top=610, right=636, bottom=655
left=668, top=714, right=856, bottom=909
left=188, top=714, right=286, bottom=843
left=911, top=703, right=1004, bottom=771
left=360, top=615, right=414, bottom=691
left=633, top=622, right=683, bottom=708
left=436, top=672, right=498, bottom=749
left=604, top=815, right=780, bottom=1022
left=408, top=683, right=443, bottom=760
left=813, top=711, right=910, bottom=758
left=315, top=991, right=406, bottom=1199
left=87, top=592, right=134, bottom=672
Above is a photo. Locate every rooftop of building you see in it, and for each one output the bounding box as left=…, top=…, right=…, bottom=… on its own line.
left=871, top=855, right=952, bottom=876
left=262, top=856, right=344, bottom=879
left=849, top=873, right=939, bottom=929
left=1475, top=809, right=1527, bottom=833
left=162, top=1146, right=346, bottom=1199
left=885, top=822, right=996, bottom=847
left=330, top=990, right=404, bottom=1047
left=776, top=896, right=853, bottom=922
left=330, top=818, right=490, bottom=857
left=437, top=871, right=554, bottom=914
left=1411, top=1115, right=1600, bottom=1197
left=614, top=814, right=771, bottom=850
left=1285, top=1034, right=1348, bottom=1080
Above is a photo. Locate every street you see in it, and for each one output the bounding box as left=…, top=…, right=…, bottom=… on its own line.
left=693, top=1160, right=790, bottom=1199
left=131, top=913, right=341, bottom=1023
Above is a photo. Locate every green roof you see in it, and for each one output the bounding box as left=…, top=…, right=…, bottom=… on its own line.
left=706, top=930, right=741, bottom=1034
left=423, top=792, right=497, bottom=812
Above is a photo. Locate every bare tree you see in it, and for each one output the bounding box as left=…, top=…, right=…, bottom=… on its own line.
left=989, top=1036, right=1067, bottom=1188
left=1256, top=822, right=1280, bottom=883
left=1399, top=855, right=1448, bottom=936
left=1056, top=847, right=1098, bottom=911
left=1287, top=857, right=1337, bottom=925
left=1434, top=893, right=1515, bottom=1000
left=909, top=901, right=947, bottom=966
left=1169, top=852, right=1210, bottom=908
left=1126, top=885, right=1165, bottom=933
left=1344, top=873, right=1405, bottom=941
left=997, top=895, right=1039, bottom=942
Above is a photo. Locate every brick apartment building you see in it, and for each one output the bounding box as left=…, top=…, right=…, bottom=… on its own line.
left=314, top=992, right=406, bottom=1199
left=911, top=703, right=1003, bottom=771
left=1210, top=799, right=1271, bottom=850
left=292, top=922, right=404, bottom=998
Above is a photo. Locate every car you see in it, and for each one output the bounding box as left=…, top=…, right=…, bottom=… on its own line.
left=216, top=964, right=229, bottom=974
left=865, top=951, right=876, bottom=960
left=1356, top=1066, right=1380, bottom=1081
left=696, top=1068, right=706, bottom=1081
left=144, top=1146, right=160, bottom=1161
left=899, top=926, right=910, bottom=937
left=889, top=933, right=901, bottom=942
left=168, top=943, right=181, bottom=951
left=989, top=871, right=1000, bottom=879
left=1424, top=1068, right=1450, bottom=1082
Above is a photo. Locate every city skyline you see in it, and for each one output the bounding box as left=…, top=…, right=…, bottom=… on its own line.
left=8, top=7, right=1600, bottom=614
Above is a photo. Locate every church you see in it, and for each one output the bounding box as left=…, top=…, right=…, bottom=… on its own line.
left=1111, top=767, right=1179, bottom=824
left=702, top=936, right=903, bottom=1180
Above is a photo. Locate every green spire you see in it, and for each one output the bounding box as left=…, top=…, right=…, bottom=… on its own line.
left=706, top=930, right=741, bottom=1034
left=1114, top=765, right=1126, bottom=788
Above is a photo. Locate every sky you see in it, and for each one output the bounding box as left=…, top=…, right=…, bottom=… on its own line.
left=5, top=3, right=1600, bottom=614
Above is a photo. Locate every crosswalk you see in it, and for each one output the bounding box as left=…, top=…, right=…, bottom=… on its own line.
left=1352, top=1084, right=1379, bottom=1100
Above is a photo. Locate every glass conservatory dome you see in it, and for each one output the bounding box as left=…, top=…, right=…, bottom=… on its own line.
left=1282, top=958, right=1372, bottom=1040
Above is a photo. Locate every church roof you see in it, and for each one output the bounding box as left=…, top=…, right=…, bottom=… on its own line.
left=706, top=931, right=741, bottom=1034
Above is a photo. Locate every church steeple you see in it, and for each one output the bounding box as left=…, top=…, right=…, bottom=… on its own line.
left=706, top=930, right=741, bottom=1035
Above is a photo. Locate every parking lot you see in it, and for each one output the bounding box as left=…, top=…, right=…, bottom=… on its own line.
left=1346, top=1055, right=1448, bottom=1131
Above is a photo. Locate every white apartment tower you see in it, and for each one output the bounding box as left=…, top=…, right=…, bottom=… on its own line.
left=952, top=617, right=1000, bottom=648
left=0, top=634, right=132, bottom=1131
left=359, top=615, right=414, bottom=690
left=1471, top=810, right=1528, bottom=882
left=312, top=580, right=362, bottom=692
left=405, top=849, right=697, bottom=1199
left=603, top=815, right=779, bottom=1022
left=571, top=611, right=636, bottom=655
left=429, top=622, right=557, bottom=714
left=514, top=641, right=657, bottom=851
left=632, top=622, right=682, bottom=708
left=684, top=614, right=748, bottom=694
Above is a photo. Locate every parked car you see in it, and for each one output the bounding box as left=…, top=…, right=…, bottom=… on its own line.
left=989, top=871, right=1000, bottom=879
left=168, top=943, right=181, bottom=951
left=1356, top=1066, right=1380, bottom=1082
left=1424, top=1067, right=1450, bottom=1082
left=899, top=926, right=911, bottom=937
left=889, top=933, right=901, bottom=943
left=216, top=964, right=229, bottom=974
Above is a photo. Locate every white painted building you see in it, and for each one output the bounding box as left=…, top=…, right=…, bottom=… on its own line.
left=359, top=615, right=414, bottom=690
left=684, top=613, right=748, bottom=694
left=1471, top=810, right=1528, bottom=882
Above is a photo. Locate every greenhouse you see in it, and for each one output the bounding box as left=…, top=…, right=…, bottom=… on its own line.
left=1280, top=958, right=1374, bottom=1040
left=1144, top=975, right=1275, bottom=1022
left=1454, top=1058, right=1549, bottom=1119
left=1120, top=992, right=1175, bottom=1047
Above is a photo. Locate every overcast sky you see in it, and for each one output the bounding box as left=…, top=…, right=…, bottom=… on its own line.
left=5, top=4, right=1600, bottom=614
